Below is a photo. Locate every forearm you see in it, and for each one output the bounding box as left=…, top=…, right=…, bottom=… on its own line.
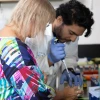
left=36, top=56, right=54, bottom=75
left=48, top=58, right=54, bottom=67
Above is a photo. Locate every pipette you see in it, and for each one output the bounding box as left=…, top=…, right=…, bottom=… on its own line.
left=62, top=59, right=71, bottom=79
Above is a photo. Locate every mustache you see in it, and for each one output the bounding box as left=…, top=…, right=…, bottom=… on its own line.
left=58, top=39, right=71, bottom=43
left=66, top=40, right=71, bottom=42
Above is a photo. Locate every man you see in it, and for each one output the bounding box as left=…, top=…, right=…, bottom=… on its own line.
left=25, top=0, right=94, bottom=89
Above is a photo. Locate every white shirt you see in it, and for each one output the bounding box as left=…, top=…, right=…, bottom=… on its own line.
left=25, top=24, right=79, bottom=88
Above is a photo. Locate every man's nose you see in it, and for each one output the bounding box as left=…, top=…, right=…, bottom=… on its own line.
left=71, top=35, right=77, bottom=42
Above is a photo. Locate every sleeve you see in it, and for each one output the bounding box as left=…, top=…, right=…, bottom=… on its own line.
left=36, top=55, right=53, bottom=75
left=2, top=39, right=55, bottom=100
left=36, top=55, right=62, bottom=76
left=10, top=65, right=55, bottom=100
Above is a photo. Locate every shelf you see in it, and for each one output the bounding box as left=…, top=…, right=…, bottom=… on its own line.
left=0, top=0, right=18, bottom=2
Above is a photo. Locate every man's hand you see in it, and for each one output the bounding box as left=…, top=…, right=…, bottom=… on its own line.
left=60, top=69, right=83, bottom=87
left=48, top=37, right=66, bottom=64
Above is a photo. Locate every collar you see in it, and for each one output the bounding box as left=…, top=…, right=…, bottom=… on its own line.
left=44, top=24, right=53, bottom=37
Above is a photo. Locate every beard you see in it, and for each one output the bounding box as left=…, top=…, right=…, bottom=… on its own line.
left=53, top=25, right=63, bottom=40
left=53, top=25, right=71, bottom=43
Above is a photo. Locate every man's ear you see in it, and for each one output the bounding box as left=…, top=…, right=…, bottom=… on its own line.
left=56, top=16, right=63, bottom=26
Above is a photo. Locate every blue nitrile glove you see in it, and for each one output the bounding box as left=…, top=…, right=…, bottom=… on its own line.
left=60, top=69, right=83, bottom=87
left=48, top=37, right=66, bottom=64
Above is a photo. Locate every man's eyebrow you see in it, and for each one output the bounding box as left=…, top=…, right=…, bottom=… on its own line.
left=69, top=30, right=78, bottom=36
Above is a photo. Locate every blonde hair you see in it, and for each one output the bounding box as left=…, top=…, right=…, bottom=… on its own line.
left=8, top=0, right=55, bottom=38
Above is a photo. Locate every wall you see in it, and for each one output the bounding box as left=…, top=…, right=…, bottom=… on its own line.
left=78, top=0, right=100, bottom=45
left=0, top=0, right=100, bottom=44
left=0, top=2, right=16, bottom=21
left=0, top=2, right=16, bottom=29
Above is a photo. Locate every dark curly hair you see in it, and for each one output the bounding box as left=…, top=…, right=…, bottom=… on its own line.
left=56, top=0, right=94, bottom=37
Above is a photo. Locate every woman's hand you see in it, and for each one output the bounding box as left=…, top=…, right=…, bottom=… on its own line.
left=63, top=86, right=83, bottom=100
left=53, top=86, right=83, bottom=100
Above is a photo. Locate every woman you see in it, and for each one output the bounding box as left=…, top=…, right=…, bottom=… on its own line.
left=0, top=0, right=82, bottom=99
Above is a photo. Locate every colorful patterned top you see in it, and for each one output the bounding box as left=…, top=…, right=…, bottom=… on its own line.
left=0, top=37, right=55, bottom=100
